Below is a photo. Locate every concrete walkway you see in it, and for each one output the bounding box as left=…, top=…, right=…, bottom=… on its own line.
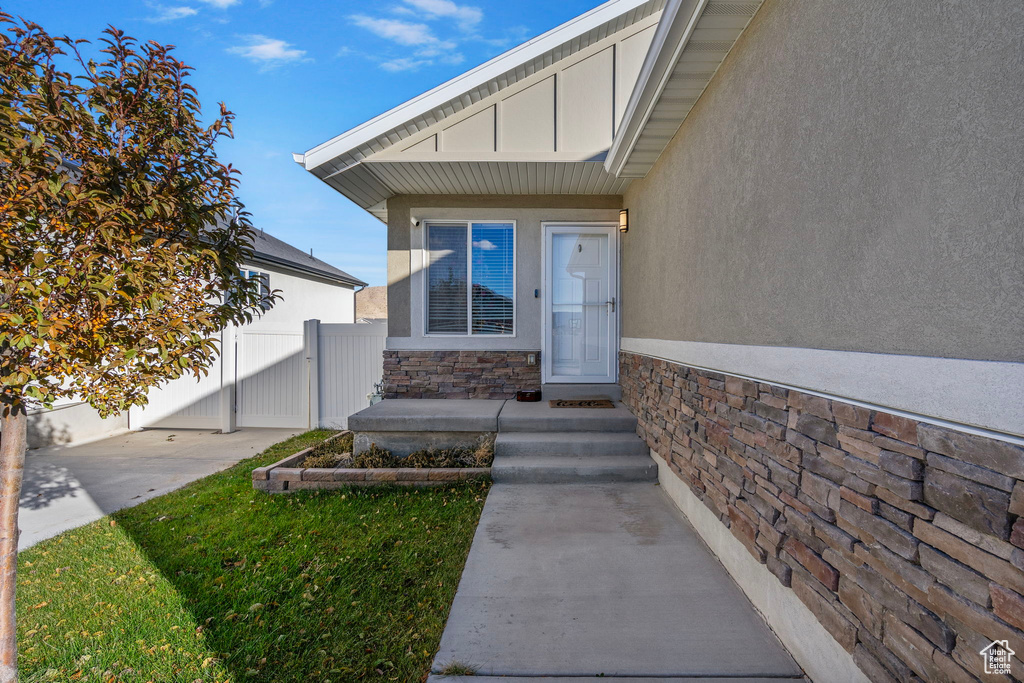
left=19, top=427, right=297, bottom=549
left=430, top=483, right=805, bottom=681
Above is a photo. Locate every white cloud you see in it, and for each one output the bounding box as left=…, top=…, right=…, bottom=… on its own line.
left=349, top=16, right=442, bottom=47
left=349, top=1, right=487, bottom=72
left=227, top=35, right=309, bottom=69
left=473, top=239, right=497, bottom=250
left=377, top=50, right=462, bottom=71
left=349, top=14, right=469, bottom=71
left=380, top=57, right=433, bottom=72
left=401, top=0, right=483, bottom=31
left=473, top=25, right=531, bottom=49
left=196, top=0, right=239, bottom=7
left=147, top=5, right=198, bottom=22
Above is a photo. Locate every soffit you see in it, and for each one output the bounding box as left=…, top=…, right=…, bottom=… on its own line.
left=605, top=0, right=765, bottom=178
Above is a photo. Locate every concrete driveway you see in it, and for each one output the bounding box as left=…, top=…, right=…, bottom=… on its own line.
left=18, top=427, right=297, bottom=550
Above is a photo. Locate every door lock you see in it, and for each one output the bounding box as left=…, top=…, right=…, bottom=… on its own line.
left=606, top=297, right=616, bottom=313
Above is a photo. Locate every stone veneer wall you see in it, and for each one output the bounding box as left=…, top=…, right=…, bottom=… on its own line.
left=383, top=350, right=540, bottom=399
left=620, top=351, right=1024, bottom=683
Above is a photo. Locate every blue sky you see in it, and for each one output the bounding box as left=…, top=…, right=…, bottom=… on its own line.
left=5, top=0, right=601, bottom=286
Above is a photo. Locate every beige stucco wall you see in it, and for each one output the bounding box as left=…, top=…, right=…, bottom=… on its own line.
left=621, top=0, right=1024, bottom=362
left=386, top=195, right=622, bottom=344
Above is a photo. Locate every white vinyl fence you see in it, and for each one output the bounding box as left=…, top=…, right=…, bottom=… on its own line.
left=130, top=320, right=385, bottom=432
left=130, top=354, right=223, bottom=430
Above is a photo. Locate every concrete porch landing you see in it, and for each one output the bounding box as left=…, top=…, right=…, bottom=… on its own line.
left=348, top=396, right=637, bottom=433
left=430, top=483, right=804, bottom=680
left=349, top=397, right=506, bottom=432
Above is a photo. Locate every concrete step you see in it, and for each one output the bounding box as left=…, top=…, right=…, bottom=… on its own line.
left=495, top=431, right=649, bottom=457
left=430, top=677, right=808, bottom=682
left=497, top=400, right=637, bottom=433
left=349, top=398, right=502, bottom=433
left=490, top=454, right=657, bottom=484
left=542, top=383, right=622, bottom=401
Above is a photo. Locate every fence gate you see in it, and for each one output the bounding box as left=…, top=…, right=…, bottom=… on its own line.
left=236, top=330, right=308, bottom=428
left=316, top=322, right=387, bottom=429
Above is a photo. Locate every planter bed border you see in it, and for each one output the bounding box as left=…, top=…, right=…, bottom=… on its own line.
left=252, top=431, right=491, bottom=493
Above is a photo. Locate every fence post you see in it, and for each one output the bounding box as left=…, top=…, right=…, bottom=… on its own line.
left=219, top=323, right=237, bottom=434
left=304, top=319, right=321, bottom=430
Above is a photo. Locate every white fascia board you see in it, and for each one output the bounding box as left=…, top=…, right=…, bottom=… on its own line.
left=298, top=0, right=654, bottom=172
left=605, top=0, right=706, bottom=178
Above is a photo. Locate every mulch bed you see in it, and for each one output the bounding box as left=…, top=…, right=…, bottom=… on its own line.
left=253, top=431, right=492, bottom=493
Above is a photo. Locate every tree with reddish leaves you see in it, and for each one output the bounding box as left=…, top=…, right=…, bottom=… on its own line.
left=0, top=15, right=272, bottom=681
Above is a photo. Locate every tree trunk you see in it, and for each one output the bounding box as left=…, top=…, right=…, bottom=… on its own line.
left=0, top=406, right=26, bottom=683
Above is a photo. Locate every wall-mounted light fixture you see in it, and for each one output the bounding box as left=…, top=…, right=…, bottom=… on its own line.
left=618, top=208, right=629, bottom=234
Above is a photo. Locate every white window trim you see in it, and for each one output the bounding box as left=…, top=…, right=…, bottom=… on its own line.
left=422, top=219, right=518, bottom=338
left=242, top=269, right=272, bottom=311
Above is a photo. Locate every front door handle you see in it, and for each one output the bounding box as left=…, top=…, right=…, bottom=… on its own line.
left=606, top=297, right=616, bottom=313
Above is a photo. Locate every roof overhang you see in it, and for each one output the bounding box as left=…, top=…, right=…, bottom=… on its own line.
left=605, top=0, right=764, bottom=178
left=311, top=158, right=633, bottom=222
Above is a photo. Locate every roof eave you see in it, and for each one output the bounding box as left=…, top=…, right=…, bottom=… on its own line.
left=250, top=251, right=367, bottom=288
left=604, top=0, right=707, bottom=178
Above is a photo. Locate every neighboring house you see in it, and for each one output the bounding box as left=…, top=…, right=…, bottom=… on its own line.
left=243, top=230, right=366, bottom=329
left=28, top=230, right=366, bottom=446
left=296, top=0, right=1023, bottom=682
left=355, top=285, right=387, bottom=324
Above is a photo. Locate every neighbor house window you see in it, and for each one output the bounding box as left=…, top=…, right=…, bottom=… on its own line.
left=242, top=269, right=271, bottom=311
left=426, top=222, right=514, bottom=335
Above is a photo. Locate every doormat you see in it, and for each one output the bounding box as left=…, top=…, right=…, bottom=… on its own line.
left=548, top=399, right=615, bottom=409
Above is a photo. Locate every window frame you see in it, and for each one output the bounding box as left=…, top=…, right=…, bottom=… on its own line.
left=422, top=219, right=517, bottom=338
left=241, top=269, right=272, bottom=311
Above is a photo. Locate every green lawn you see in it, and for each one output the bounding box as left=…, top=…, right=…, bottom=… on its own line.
left=17, top=430, right=489, bottom=682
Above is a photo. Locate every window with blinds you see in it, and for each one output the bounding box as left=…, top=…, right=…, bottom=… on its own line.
left=426, top=222, right=514, bottom=336
left=426, top=224, right=468, bottom=333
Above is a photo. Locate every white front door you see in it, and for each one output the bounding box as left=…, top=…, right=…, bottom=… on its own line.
left=543, top=223, right=618, bottom=383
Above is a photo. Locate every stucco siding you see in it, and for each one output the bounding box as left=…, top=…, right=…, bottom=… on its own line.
left=386, top=195, right=622, bottom=342
left=621, top=0, right=1024, bottom=362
